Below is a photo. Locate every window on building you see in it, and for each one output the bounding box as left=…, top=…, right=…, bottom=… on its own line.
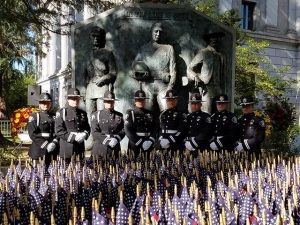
left=241, top=1, right=255, bottom=30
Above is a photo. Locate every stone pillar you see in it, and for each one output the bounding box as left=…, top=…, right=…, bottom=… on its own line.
left=49, top=31, right=57, bottom=75
left=41, top=30, right=48, bottom=79
left=287, top=0, right=297, bottom=38
left=60, top=5, right=70, bottom=71
left=218, top=0, right=233, bottom=14
left=296, top=0, right=300, bottom=37
left=265, top=0, right=280, bottom=32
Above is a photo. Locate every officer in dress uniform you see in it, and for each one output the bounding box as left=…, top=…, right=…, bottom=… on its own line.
left=91, top=88, right=124, bottom=158
left=185, top=92, right=213, bottom=157
left=28, top=93, right=59, bottom=165
left=55, top=88, right=90, bottom=160
left=209, top=94, right=238, bottom=151
left=124, top=85, right=156, bottom=157
left=235, top=96, right=265, bottom=157
left=159, top=89, right=187, bottom=152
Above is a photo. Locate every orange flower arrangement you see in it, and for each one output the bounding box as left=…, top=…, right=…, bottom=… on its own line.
left=10, top=107, right=38, bottom=140
left=254, top=110, right=272, bottom=136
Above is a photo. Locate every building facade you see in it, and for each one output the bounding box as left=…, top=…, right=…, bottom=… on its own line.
left=36, top=0, right=300, bottom=121
left=219, top=0, right=300, bottom=122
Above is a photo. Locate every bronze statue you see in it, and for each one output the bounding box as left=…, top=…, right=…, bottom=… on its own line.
left=187, top=28, right=225, bottom=113
left=132, top=22, right=176, bottom=110
left=84, top=26, right=117, bottom=118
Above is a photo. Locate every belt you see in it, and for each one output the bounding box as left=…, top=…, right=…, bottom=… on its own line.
left=163, top=130, right=178, bottom=134
left=70, top=132, right=80, bottom=135
left=41, top=133, right=50, bottom=137
left=136, top=132, right=151, bottom=136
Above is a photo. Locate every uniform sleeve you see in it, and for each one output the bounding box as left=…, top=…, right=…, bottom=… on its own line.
left=192, top=115, right=213, bottom=149
left=177, top=112, right=188, bottom=140
left=167, top=112, right=187, bottom=144
left=149, top=112, right=157, bottom=142
left=51, top=115, right=59, bottom=145
left=91, top=112, right=110, bottom=145
left=82, top=111, right=90, bottom=139
left=55, top=109, right=76, bottom=143
left=242, top=118, right=266, bottom=150
left=219, top=115, right=239, bottom=147
left=124, top=110, right=143, bottom=146
left=114, top=114, right=125, bottom=142
left=28, top=113, right=49, bottom=149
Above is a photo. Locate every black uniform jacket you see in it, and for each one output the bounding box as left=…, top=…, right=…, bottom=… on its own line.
left=238, top=112, right=266, bottom=152
left=91, top=109, right=124, bottom=156
left=124, top=107, right=156, bottom=151
left=28, top=110, right=59, bottom=159
left=159, top=107, right=187, bottom=150
left=211, top=110, right=238, bottom=151
left=186, top=110, right=213, bottom=150
left=55, top=106, right=90, bottom=158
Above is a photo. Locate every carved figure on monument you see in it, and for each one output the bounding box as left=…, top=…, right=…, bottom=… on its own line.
left=187, top=28, right=225, bottom=113
left=132, top=22, right=176, bottom=110
left=84, top=26, right=118, bottom=118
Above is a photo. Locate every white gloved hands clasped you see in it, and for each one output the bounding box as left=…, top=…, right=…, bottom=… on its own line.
left=109, top=137, right=118, bottom=148
left=209, top=142, right=218, bottom=151
left=142, top=140, right=153, bottom=151
left=185, top=141, right=195, bottom=151
left=47, top=142, right=56, bottom=153
left=235, top=142, right=244, bottom=152
left=160, top=138, right=170, bottom=149
left=75, top=132, right=87, bottom=143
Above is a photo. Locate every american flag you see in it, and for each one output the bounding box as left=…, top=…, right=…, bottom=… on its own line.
left=92, top=209, right=107, bottom=225
left=116, top=201, right=129, bottom=225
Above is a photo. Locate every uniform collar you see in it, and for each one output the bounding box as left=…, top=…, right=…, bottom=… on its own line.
left=67, top=106, right=77, bottom=111
left=218, top=110, right=228, bottom=114
left=104, top=108, right=114, bottom=114
left=244, top=112, right=255, bottom=117
left=135, top=107, right=145, bottom=112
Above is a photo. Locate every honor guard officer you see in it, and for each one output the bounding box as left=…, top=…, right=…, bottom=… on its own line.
left=91, top=88, right=125, bottom=158
left=185, top=92, right=213, bottom=157
left=55, top=88, right=90, bottom=160
left=28, top=93, right=59, bottom=165
left=209, top=94, right=238, bottom=151
left=159, top=89, right=187, bottom=152
left=125, top=85, right=156, bottom=157
left=235, top=96, right=265, bottom=157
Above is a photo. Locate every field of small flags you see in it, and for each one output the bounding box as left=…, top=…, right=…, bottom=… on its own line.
left=1, top=150, right=300, bottom=225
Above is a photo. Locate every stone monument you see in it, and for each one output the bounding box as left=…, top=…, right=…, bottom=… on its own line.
left=83, top=26, right=118, bottom=120
left=187, top=27, right=226, bottom=113
left=72, top=3, right=235, bottom=116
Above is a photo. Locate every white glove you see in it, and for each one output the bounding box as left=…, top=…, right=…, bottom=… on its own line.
left=160, top=139, right=170, bottom=149
left=47, top=142, right=56, bottom=153
left=75, top=132, right=87, bottom=143
left=108, top=137, right=118, bottom=148
left=235, top=142, right=244, bottom=152
left=185, top=141, right=195, bottom=151
left=142, top=140, right=152, bottom=151
left=210, top=142, right=218, bottom=151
